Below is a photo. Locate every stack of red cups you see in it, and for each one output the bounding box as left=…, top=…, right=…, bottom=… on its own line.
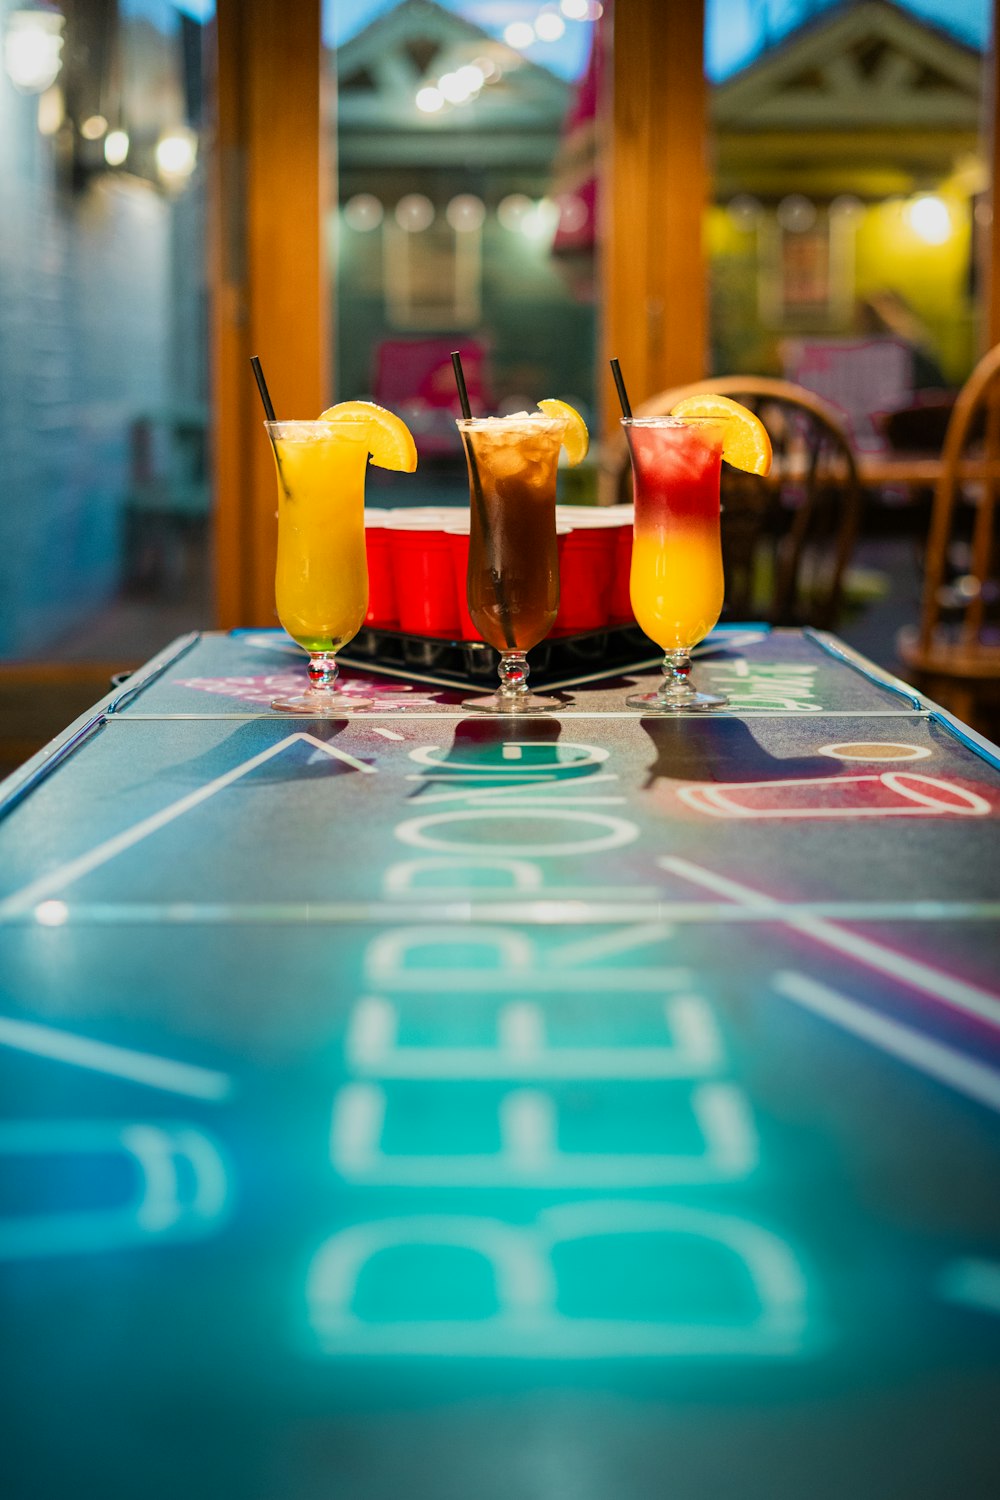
left=363, top=504, right=635, bottom=639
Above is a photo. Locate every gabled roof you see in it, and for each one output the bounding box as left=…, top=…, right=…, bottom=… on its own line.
left=713, top=0, right=981, bottom=131
left=336, top=0, right=569, bottom=135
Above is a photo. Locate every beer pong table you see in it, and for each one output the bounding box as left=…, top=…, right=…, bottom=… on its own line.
left=1, top=625, right=999, bottom=1499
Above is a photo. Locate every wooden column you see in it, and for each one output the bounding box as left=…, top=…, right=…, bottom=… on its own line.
left=987, top=0, right=1000, bottom=348
left=210, top=0, right=327, bottom=627
left=603, top=0, right=708, bottom=433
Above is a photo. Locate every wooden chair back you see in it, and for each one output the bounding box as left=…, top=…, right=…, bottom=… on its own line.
left=918, top=341, right=1000, bottom=655
left=607, top=376, right=862, bottom=628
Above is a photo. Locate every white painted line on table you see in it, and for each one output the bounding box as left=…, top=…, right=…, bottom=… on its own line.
left=0, top=732, right=375, bottom=919
left=0, top=1015, right=231, bottom=1100
left=772, top=970, right=1000, bottom=1115
left=661, top=856, right=1000, bottom=1030
left=113, top=709, right=932, bottom=721
left=554, top=922, right=675, bottom=966
left=3, top=900, right=999, bottom=927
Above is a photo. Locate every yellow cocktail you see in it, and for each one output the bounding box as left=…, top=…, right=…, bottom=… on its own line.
left=266, top=404, right=417, bottom=714
left=272, top=421, right=370, bottom=654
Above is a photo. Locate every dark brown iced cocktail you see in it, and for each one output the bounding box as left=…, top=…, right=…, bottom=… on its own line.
left=457, top=413, right=565, bottom=712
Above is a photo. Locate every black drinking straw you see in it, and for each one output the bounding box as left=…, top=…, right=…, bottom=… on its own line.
left=451, top=351, right=515, bottom=651
left=250, top=355, right=276, bottom=420
left=610, top=357, right=633, bottom=421
left=250, top=354, right=289, bottom=496
left=450, top=349, right=473, bottom=424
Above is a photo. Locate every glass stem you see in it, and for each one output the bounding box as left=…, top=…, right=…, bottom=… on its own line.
left=660, top=649, right=693, bottom=702
left=308, top=652, right=339, bottom=694
left=498, top=651, right=529, bottom=700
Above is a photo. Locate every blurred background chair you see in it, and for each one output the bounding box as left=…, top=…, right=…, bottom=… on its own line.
left=608, top=375, right=862, bottom=629
left=898, top=342, right=1000, bottom=729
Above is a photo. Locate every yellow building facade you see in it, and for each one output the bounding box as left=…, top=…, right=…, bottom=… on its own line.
left=708, top=0, right=984, bottom=386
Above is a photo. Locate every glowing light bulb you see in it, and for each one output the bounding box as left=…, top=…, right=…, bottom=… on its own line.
left=416, top=85, right=444, bottom=113
left=498, top=192, right=533, bottom=230
left=535, top=13, right=566, bottom=41
left=456, top=64, right=484, bottom=93
left=520, top=197, right=559, bottom=240
left=4, top=8, right=64, bottom=94
left=104, top=128, right=129, bottom=165
left=907, top=194, right=952, bottom=245
left=155, top=128, right=198, bottom=181
left=344, top=193, right=383, bottom=230
left=504, top=21, right=535, bottom=48
left=395, top=194, right=434, bottom=232
left=446, top=193, right=486, bottom=232
left=36, top=83, right=63, bottom=135
left=438, top=70, right=472, bottom=103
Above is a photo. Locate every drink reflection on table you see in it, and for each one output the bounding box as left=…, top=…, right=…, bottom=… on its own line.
left=640, top=717, right=833, bottom=788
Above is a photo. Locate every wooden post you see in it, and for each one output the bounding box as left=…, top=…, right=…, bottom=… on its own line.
left=603, top=0, right=707, bottom=435
left=210, top=0, right=327, bottom=627
left=987, top=0, right=1000, bottom=348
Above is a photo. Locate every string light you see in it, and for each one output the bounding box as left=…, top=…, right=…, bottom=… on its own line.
left=907, top=195, right=952, bottom=245
left=4, top=6, right=65, bottom=93
left=344, top=193, right=383, bottom=230
left=413, top=3, right=593, bottom=122
left=446, top=193, right=486, bottom=232
left=535, top=13, right=566, bottom=41
left=504, top=21, right=535, bottom=48
left=104, top=129, right=129, bottom=166
left=156, top=127, right=198, bottom=183
left=395, top=194, right=434, bottom=232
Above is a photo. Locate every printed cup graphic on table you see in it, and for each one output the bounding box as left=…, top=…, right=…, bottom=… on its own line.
left=457, top=399, right=589, bottom=714
left=677, top=772, right=992, bottom=819
left=266, top=400, right=417, bottom=714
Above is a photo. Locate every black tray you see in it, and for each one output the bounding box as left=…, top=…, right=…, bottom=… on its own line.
left=339, top=623, right=660, bottom=691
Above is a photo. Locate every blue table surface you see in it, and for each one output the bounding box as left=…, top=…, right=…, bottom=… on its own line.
left=1, top=626, right=999, bottom=1500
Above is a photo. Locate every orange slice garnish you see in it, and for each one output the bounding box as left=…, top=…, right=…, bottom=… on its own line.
left=319, top=400, right=418, bottom=472
left=669, top=393, right=772, bottom=476
left=537, top=398, right=589, bottom=466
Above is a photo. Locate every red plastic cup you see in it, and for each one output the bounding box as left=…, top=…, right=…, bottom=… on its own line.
left=386, top=512, right=461, bottom=637
left=364, top=509, right=397, bottom=628
left=444, top=519, right=481, bottom=642
left=553, top=509, right=621, bottom=634
left=609, top=506, right=634, bottom=623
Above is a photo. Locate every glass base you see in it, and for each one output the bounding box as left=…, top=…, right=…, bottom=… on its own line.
left=462, top=691, right=561, bottom=715
left=626, top=689, right=728, bottom=712
left=271, top=692, right=373, bottom=716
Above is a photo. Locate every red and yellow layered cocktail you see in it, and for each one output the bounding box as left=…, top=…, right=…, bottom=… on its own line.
left=624, top=394, right=771, bottom=711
